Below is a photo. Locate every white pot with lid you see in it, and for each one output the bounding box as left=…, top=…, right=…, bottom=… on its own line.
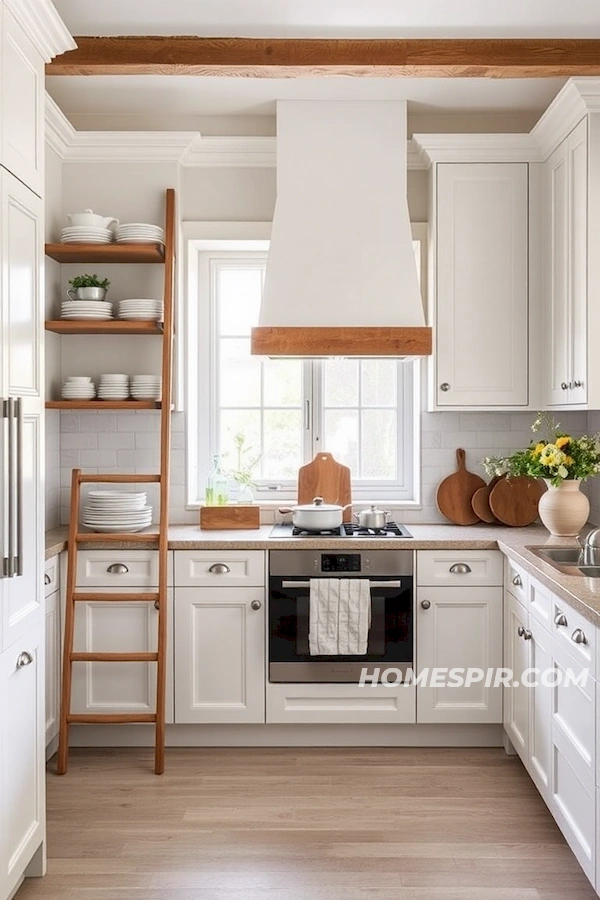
left=279, top=496, right=353, bottom=531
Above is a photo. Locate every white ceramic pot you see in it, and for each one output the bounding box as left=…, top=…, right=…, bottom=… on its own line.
left=67, top=209, right=119, bottom=229
left=67, top=287, right=107, bottom=302
left=538, top=479, right=590, bottom=537
left=279, top=497, right=353, bottom=531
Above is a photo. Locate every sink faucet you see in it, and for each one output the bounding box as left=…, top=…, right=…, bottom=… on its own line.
left=582, top=528, right=600, bottom=566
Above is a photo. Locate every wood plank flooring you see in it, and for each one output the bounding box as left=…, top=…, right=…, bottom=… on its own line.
left=16, top=747, right=597, bottom=900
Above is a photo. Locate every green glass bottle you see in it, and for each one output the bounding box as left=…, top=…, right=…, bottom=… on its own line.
left=205, top=454, right=229, bottom=506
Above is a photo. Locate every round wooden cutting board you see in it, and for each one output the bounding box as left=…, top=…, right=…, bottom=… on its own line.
left=488, top=476, right=546, bottom=527
left=436, top=448, right=486, bottom=525
left=471, top=475, right=504, bottom=524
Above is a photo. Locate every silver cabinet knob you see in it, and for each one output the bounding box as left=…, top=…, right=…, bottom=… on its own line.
left=107, top=563, right=129, bottom=575
left=512, top=574, right=522, bottom=587
left=554, top=612, right=568, bottom=627
left=44, top=573, right=51, bottom=585
left=561, top=382, right=569, bottom=391
left=574, top=380, right=583, bottom=388
left=250, top=599, right=262, bottom=611
left=154, top=599, right=160, bottom=610
left=572, top=628, right=587, bottom=645
left=517, top=625, right=525, bottom=637
left=16, top=651, right=33, bottom=669
left=522, top=629, right=533, bottom=641
left=208, top=563, right=230, bottom=575
left=449, top=563, right=471, bottom=574
left=421, top=600, right=431, bottom=610
left=440, top=383, right=450, bottom=392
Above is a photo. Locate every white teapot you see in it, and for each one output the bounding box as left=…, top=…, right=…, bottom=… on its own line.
left=67, top=209, right=119, bottom=229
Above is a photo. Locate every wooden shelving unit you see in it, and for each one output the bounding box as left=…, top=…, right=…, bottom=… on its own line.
left=45, top=242, right=165, bottom=264
left=56, top=189, right=176, bottom=777
left=45, top=320, right=163, bottom=336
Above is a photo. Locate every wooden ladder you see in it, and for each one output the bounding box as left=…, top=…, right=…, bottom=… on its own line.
left=56, top=189, right=175, bottom=775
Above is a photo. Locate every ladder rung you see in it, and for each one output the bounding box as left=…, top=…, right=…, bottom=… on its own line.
left=75, top=532, right=159, bottom=543
left=78, top=473, right=161, bottom=484
left=71, top=652, right=159, bottom=663
left=67, top=713, right=157, bottom=724
left=73, top=592, right=160, bottom=603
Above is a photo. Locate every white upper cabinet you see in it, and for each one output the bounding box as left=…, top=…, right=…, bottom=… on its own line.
left=433, top=162, right=529, bottom=408
left=0, top=5, right=44, bottom=197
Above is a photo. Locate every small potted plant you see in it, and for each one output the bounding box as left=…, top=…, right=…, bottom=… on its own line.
left=67, top=274, right=110, bottom=302
left=226, top=432, right=261, bottom=503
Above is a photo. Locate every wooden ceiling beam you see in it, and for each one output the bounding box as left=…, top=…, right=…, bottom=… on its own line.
left=46, top=37, right=600, bottom=77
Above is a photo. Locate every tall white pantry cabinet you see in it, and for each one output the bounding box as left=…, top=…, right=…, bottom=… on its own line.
left=0, top=3, right=73, bottom=900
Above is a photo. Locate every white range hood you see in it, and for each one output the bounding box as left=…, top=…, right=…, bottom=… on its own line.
left=251, top=100, right=432, bottom=357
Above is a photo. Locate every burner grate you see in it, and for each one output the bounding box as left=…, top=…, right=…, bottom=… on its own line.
left=276, top=521, right=412, bottom=538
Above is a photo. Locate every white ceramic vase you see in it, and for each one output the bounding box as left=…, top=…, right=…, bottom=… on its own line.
left=538, top=479, right=590, bottom=537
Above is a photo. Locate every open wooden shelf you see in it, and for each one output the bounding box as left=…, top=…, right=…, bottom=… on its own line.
left=45, top=400, right=168, bottom=410
left=45, top=320, right=164, bottom=335
left=45, top=242, right=165, bottom=264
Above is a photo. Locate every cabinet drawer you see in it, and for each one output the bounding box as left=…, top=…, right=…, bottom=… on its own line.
left=44, top=555, right=60, bottom=597
left=174, top=550, right=265, bottom=587
left=504, top=557, right=528, bottom=605
left=552, top=741, right=596, bottom=883
left=266, top=682, right=415, bottom=725
left=417, top=550, right=503, bottom=586
left=76, top=550, right=173, bottom=588
left=529, top=576, right=552, bottom=630
left=551, top=643, right=595, bottom=788
left=551, top=596, right=596, bottom=674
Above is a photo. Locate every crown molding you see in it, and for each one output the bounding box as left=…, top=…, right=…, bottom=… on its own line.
left=45, top=94, right=75, bottom=159
left=531, top=77, right=600, bottom=159
left=412, top=132, right=540, bottom=165
left=182, top=136, right=275, bottom=167
left=4, top=0, right=76, bottom=62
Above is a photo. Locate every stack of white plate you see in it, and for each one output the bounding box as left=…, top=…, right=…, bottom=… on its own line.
left=98, top=374, right=129, bottom=401
left=82, top=491, right=153, bottom=533
left=131, top=375, right=162, bottom=401
left=60, top=226, right=114, bottom=244
left=61, top=376, right=96, bottom=400
left=61, top=301, right=113, bottom=320
left=115, top=223, right=165, bottom=245
left=118, top=299, right=164, bottom=321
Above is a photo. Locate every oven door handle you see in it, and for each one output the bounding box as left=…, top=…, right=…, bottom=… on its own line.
left=281, top=580, right=402, bottom=589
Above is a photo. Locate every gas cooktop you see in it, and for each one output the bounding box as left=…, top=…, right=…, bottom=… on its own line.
left=270, top=522, right=413, bottom=539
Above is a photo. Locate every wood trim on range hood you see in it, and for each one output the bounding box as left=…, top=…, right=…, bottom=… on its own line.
left=251, top=326, right=433, bottom=357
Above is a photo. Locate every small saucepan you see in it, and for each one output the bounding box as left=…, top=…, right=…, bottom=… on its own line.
left=279, top=496, right=353, bottom=531
left=355, top=505, right=392, bottom=531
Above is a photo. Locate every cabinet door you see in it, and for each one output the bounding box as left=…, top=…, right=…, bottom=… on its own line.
left=175, top=587, right=265, bottom=724
left=568, top=118, right=588, bottom=404
left=416, top=586, right=502, bottom=724
left=527, top=616, right=552, bottom=803
left=0, top=6, right=44, bottom=196
left=69, top=590, right=173, bottom=723
left=435, top=163, right=528, bottom=407
left=0, top=625, right=44, bottom=898
left=504, top=591, right=529, bottom=760
left=44, top=591, right=60, bottom=748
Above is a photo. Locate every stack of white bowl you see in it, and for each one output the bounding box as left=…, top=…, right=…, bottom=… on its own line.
left=118, top=299, right=164, bottom=321
left=98, top=374, right=129, bottom=401
left=131, top=375, right=162, bottom=401
left=61, top=376, right=96, bottom=400
left=116, top=223, right=165, bottom=245
left=82, top=491, right=152, bottom=533
left=61, top=300, right=113, bottom=320
left=60, top=225, right=114, bottom=244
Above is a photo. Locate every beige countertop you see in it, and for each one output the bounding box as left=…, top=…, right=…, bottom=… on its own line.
left=45, top=522, right=600, bottom=628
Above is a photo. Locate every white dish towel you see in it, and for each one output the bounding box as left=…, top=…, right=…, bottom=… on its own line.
left=309, top=578, right=371, bottom=656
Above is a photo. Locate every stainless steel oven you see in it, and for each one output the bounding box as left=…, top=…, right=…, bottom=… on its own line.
left=269, top=549, right=413, bottom=683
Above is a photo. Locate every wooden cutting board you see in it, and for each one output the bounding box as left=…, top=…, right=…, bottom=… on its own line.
left=436, top=448, right=486, bottom=525
left=471, top=475, right=504, bottom=524
left=297, top=452, right=352, bottom=519
left=488, top=476, right=546, bottom=527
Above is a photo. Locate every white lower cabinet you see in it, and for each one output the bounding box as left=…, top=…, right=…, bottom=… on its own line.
left=174, top=587, right=265, bottom=724
left=416, top=586, right=503, bottom=723
left=44, top=590, right=60, bottom=749
left=0, top=622, right=45, bottom=900
left=527, top=615, right=553, bottom=801
left=504, top=591, right=530, bottom=758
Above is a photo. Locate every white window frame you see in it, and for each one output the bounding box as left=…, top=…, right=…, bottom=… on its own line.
left=183, top=221, right=424, bottom=509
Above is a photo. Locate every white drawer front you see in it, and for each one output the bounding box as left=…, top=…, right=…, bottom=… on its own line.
left=504, top=556, right=528, bottom=605
left=266, top=682, right=415, bottom=725
left=44, top=555, right=60, bottom=597
left=551, top=648, right=595, bottom=788
left=174, top=550, right=265, bottom=587
left=417, top=550, right=503, bottom=587
left=76, top=550, right=173, bottom=588
left=551, top=596, right=596, bottom=674
left=529, top=576, right=552, bottom=630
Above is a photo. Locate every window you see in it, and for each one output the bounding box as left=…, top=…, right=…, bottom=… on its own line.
left=184, top=224, right=422, bottom=506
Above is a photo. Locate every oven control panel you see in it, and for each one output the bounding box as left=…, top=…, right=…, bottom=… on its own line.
left=321, top=554, right=361, bottom=573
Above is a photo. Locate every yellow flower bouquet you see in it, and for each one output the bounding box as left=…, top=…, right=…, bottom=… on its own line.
left=483, top=413, right=600, bottom=487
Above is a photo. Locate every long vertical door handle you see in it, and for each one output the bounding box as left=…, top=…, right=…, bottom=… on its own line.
left=6, top=398, right=15, bottom=578
left=14, top=398, right=23, bottom=576
left=1, top=399, right=8, bottom=578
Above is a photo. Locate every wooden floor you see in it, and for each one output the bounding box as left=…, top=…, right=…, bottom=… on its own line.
left=16, top=747, right=597, bottom=900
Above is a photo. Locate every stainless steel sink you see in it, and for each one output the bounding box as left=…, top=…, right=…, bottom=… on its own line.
left=529, top=546, right=600, bottom=577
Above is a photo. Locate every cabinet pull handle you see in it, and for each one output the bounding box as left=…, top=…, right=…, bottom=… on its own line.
left=106, top=563, right=129, bottom=575
left=250, top=600, right=262, bottom=610
left=449, top=563, right=471, bottom=574
left=523, top=629, right=533, bottom=641
left=554, top=612, right=568, bottom=627
left=512, top=574, right=522, bottom=587
left=421, top=600, right=431, bottom=610
left=44, top=573, right=51, bottom=585
left=14, top=399, right=23, bottom=577
left=209, top=563, right=230, bottom=575
left=574, top=380, right=583, bottom=388
left=560, top=382, right=568, bottom=390
left=440, top=383, right=450, bottom=392
left=517, top=625, right=525, bottom=637
left=16, top=651, right=33, bottom=669
left=571, top=628, right=587, bottom=645
left=154, top=600, right=160, bottom=610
